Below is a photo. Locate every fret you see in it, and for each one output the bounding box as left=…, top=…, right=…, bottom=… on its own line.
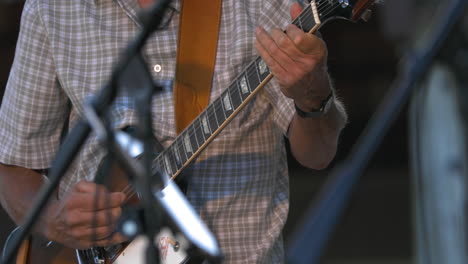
left=194, top=118, right=206, bottom=149
left=246, top=64, right=261, bottom=92
left=246, top=64, right=260, bottom=92
left=207, top=104, right=219, bottom=132
left=183, top=131, right=193, bottom=155
left=238, top=75, right=250, bottom=101
left=158, top=157, right=165, bottom=174
left=293, top=5, right=316, bottom=32
left=302, top=9, right=317, bottom=32
left=222, top=90, right=234, bottom=117
left=303, top=6, right=317, bottom=32
left=172, top=143, right=183, bottom=168
left=297, top=14, right=305, bottom=31
left=201, top=113, right=212, bottom=136
left=151, top=156, right=163, bottom=175
left=214, top=99, right=226, bottom=125
left=167, top=148, right=179, bottom=173
left=176, top=137, right=188, bottom=164
left=229, top=82, right=243, bottom=109
left=163, top=153, right=173, bottom=175
left=188, top=126, right=199, bottom=155
left=255, top=57, right=270, bottom=80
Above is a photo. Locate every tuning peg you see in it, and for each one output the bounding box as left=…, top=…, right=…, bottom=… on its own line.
left=360, top=9, right=372, bottom=22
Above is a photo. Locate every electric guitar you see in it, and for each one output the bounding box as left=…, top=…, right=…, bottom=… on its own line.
left=3, top=0, right=379, bottom=263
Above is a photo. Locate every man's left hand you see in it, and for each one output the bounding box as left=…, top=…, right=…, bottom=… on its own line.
left=254, top=2, right=331, bottom=111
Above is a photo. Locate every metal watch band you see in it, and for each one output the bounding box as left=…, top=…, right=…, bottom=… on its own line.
left=294, top=91, right=334, bottom=118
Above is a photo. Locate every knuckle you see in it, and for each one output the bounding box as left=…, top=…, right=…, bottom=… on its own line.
left=73, top=182, right=83, bottom=190
left=277, top=34, right=289, bottom=49
left=271, top=28, right=281, bottom=38
left=293, top=34, right=305, bottom=47
left=306, top=61, right=319, bottom=73
left=109, top=232, right=127, bottom=244
left=112, top=207, right=122, bottom=218
left=64, top=196, right=76, bottom=210
left=114, top=235, right=128, bottom=244
left=71, top=227, right=86, bottom=239
left=65, top=210, right=78, bottom=226
left=95, top=212, right=107, bottom=225
left=96, top=210, right=118, bottom=226
left=94, top=239, right=111, bottom=247
left=74, top=180, right=89, bottom=191
left=96, top=226, right=113, bottom=238
left=284, top=75, right=296, bottom=88
left=70, top=210, right=87, bottom=225
left=95, top=184, right=109, bottom=194
left=111, top=192, right=125, bottom=206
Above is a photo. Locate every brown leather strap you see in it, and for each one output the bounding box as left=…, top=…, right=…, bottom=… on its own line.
left=173, top=0, right=222, bottom=134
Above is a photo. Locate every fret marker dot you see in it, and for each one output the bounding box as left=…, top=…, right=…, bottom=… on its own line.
left=259, top=60, right=268, bottom=75
left=240, top=76, right=249, bottom=94
left=153, top=64, right=162, bottom=73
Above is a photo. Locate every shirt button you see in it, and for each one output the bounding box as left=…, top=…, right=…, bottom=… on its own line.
left=153, top=64, right=162, bottom=73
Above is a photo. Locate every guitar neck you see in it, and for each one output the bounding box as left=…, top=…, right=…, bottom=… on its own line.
left=151, top=1, right=334, bottom=180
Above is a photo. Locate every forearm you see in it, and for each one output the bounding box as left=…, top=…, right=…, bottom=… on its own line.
left=0, top=164, right=58, bottom=235
left=288, top=97, right=347, bottom=169
left=254, top=2, right=348, bottom=168
left=0, top=163, right=127, bottom=248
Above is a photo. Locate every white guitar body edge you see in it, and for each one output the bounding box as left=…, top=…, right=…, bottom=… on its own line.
left=112, top=228, right=189, bottom=264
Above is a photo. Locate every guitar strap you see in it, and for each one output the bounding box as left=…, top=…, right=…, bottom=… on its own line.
left=173, top=0, right=223, bottom=134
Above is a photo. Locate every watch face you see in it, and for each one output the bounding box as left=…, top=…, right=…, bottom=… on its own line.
left=295, top=92, right=334, bottom=118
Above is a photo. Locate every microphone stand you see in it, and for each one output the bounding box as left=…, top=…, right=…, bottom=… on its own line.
left=286, top=0, right=468, bottom=263
left=118, top=51, right=165, bottom=264
left=1, top=1, right=172, bottom=263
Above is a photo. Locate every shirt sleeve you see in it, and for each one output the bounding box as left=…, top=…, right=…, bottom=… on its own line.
left=0, top=1, right=70, bottom=169
left=263, top=80, right=295, bottom=136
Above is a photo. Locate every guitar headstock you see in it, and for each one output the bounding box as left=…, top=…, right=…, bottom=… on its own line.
left=315, top=0, right=381, bottom=23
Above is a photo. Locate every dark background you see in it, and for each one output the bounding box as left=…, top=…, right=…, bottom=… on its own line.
left=0, top=1, right=416, bottom=263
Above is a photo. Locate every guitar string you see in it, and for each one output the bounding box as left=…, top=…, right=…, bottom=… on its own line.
left=120, top=2, right=342, bottom=199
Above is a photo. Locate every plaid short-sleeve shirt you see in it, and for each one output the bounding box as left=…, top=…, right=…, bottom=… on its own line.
left=0, top=0, right=299, bottom=262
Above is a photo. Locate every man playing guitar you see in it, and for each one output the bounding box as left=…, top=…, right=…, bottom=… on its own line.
left=0, top=0, right=347, bottom=262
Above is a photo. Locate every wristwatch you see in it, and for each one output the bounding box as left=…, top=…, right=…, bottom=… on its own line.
left=294, top=91, right=334, bottom=118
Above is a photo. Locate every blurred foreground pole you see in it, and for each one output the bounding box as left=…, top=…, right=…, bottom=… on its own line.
left=409, top=9, right=468, bottom=264
left=286, top=1, right=467, bottom=263
left=0, top=0, right=23, bottom=3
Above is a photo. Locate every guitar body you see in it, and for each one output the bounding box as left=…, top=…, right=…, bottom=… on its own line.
left=4, top=228, right=75, bottom=264
left=24, top=240, right=75, bottom=264
left=6, top=227, right=190, bottom=264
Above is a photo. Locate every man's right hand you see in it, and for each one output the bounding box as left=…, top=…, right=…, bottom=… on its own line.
left=44, top=181, right=127, bottom=249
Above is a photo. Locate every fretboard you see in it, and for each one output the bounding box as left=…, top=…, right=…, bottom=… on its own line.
left=152, top=1, right=340, bottom=179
